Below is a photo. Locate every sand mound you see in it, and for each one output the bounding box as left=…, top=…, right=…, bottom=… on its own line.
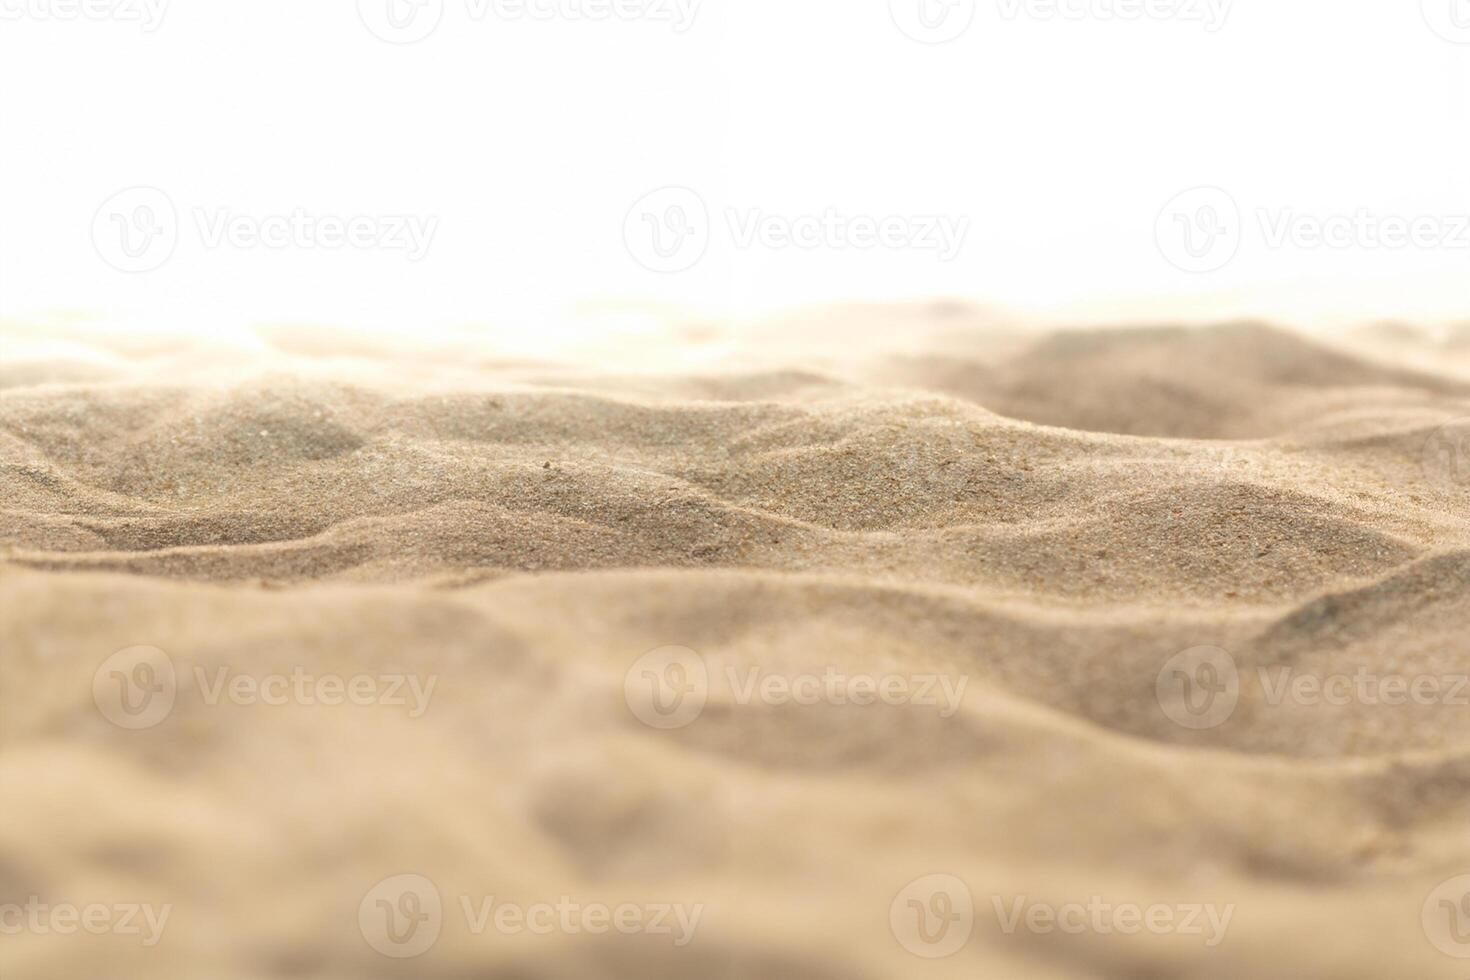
left=877, top=321, right=1470, bottom=438
left=2, top=319, right=1469, bottom=979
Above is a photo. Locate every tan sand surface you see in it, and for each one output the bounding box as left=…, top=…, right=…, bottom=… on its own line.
left=2, top=313, right=1468, bottom=978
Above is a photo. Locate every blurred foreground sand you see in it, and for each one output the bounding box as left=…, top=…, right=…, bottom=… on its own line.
left=2, top=309, right=1469, bottom=978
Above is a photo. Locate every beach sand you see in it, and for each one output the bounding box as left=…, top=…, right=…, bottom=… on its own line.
left=2, top=311, right=1468, bottom=978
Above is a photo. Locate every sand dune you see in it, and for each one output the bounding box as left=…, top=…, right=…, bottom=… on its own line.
left=2, top=317, right=1468, bottom=978
left=877, top=321, right=1470, bottom=438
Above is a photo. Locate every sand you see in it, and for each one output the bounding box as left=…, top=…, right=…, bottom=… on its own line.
left=2, top=312, right=1468, bottom=978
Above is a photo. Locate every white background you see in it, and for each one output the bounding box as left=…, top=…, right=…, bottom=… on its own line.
left=1, top=0, right=1467, bottom=342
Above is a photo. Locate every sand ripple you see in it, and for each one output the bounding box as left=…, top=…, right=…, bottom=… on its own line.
left=2, top=320, right=1468, bottom=978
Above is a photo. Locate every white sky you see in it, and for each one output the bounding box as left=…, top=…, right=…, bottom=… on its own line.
left=1, top=0, right=1467, bottom=343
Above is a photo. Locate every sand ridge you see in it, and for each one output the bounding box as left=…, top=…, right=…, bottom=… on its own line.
left=1, top=316, right=1468, bottom=978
